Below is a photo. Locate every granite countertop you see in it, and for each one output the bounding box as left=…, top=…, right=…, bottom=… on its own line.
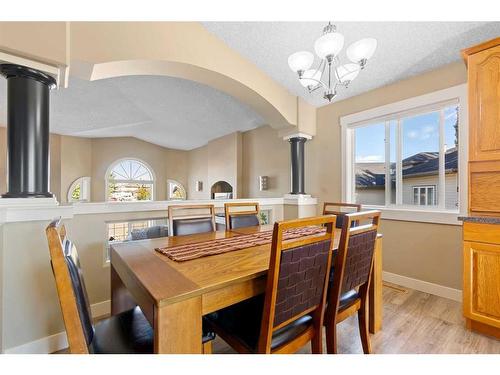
left=458, top=215, right=500, bottom=224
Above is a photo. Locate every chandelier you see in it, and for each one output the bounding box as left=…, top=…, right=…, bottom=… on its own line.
left=288, top=22, right=377, bottom=102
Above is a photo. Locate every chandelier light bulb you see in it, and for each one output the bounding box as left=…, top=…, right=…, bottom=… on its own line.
left=346, top=38, right=377, bottom=64
left=288, top=51, right=314, bottom=73
left=300, top=69, right=322, bottom=88
left=314, top=32, right=345, bottom=60
left=336, top=63, right=361, bottom=83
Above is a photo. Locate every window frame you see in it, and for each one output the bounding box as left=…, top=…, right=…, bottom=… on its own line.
left=67, top=176, right=91, bottom=202
left=412, top=185, right=437, bottom=206
left=167, top=179, right=187, bottom=200
left=340, top=84, right=468, bottom=225
left=104, top=217, right=167, bottom=264
left=105, top=158, right=156, bottom=202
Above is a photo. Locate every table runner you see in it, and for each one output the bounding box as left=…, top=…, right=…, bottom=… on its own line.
left=155, top=226, right=326, bottom=262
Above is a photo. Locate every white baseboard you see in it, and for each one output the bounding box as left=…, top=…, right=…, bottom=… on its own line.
left=383, top=271, right=462, bottom=302
left=3, top=299, right=111, bottom=354
left=90, top=299, right=111, bottom=318
left=3, top=331, right=68, bottom=354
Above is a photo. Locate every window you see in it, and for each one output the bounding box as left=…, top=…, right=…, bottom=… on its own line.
left=341, top=84, right=467, bottom=222
left=167, top=179, right=187, bottom=200
left=67, top=177, right=91, bottom=202
left=106, top=159, right=155, bottom=201
left=413, top=186, right=436, bottom=206
left=105, top=218, right=168, bottom=262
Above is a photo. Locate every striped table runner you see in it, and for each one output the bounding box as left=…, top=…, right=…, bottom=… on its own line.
left=155, top=226, right=326, bottom=262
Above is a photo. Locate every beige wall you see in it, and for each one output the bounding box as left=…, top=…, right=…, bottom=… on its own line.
left=207, top=132, right=242, bottom=198
left=0, top=128, right=6, bottom=194
left=60, top=136, right=92, bottom=203
left=241, top=125, right=290, bottom=198
left=310, top=61, right=467, bottom=289
left=187, top=145, right=209, bottom=199
left=0, top=130, right=189, bottom=203
left=0, top=202, right=285, bottom=350
left=186, top=132, right=244, bottom=199
left=90, top=137, right=188, bottom=202
left=0, top=22, right=68, bottom=65
left=49, top=134, right=61, bottom=202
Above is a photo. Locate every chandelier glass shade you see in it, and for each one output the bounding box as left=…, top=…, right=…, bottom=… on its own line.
left=288, top=22, right=377, bottom=102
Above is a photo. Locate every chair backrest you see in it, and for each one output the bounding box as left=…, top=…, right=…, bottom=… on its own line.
left=224, top=202, right=260, bottom=230
left=258, top=215, right=337, bottom=353
left=46, top=218, right=93, bottom=354
left=323, top=202, right=362, bottom=229
left=168, top=204, right=216, bottom=236
left=326, top=210, right=381, bottom=322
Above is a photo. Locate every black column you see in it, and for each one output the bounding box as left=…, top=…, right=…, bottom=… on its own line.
left=0, top=64, right=56, bottom=198
left=289, top=136, right=307, bottom=195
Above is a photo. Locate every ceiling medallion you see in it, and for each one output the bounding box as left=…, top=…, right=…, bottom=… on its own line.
left=288, top=22, right=377, bottom=102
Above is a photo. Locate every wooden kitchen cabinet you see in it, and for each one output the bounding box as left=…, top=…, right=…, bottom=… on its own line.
left=463, top=223, right=500, bottom=339
left=461, top=38, right=500, bottom=339
left=463, top=38, right=500, bottom=214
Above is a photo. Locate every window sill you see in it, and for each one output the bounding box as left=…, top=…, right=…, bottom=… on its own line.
left=363, top=205, right=462, bottom=225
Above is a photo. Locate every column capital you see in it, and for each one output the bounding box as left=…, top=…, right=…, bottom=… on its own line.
left=282, top=132, right=313, bottom=141
left=0, top=63, right=57, bottom=89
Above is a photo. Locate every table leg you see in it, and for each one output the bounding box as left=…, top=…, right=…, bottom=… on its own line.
left=111, top=265, right=137, bottom=316
left=369, top=236, right=383, bottom=333
left=154, top=296, right=203, bottom=353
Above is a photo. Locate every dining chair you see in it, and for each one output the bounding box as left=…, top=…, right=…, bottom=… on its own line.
left=168, top=204, right=216, bottom=236
left=204, top=215, right=337, bottom=354
left=224, top=202, right=260, bottom=230
left=46, top=218, right=215, bottom=353
left=324, top=210, right=381, bottom=354
left=323, top=202, right=362, bottom=229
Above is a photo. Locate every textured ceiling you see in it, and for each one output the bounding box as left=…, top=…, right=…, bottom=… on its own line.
left=202, top=22, right=500, bottom=106
left=1, top=22, right=499, bottom=148
left=0, top=75, right=265, bottom=150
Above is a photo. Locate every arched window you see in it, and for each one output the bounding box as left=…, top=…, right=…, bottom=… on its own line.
left=107, top=159, right=155, bottom=201
left=167, top=179, right=187, bottom=200
left=68, top=176, right=91, bottom=202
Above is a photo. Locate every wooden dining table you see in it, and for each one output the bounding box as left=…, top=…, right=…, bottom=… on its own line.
left=110, top=224, right=383, bottom=353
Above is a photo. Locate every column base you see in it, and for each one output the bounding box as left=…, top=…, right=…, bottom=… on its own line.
left=283, top=194, right=318, bottom=219
left=1, top=192, right=54, bottom=198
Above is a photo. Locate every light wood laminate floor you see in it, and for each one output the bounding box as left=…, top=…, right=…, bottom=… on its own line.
left=55, top=283, right=499, bottom=354
left=212, top=283, right=500, bottom=354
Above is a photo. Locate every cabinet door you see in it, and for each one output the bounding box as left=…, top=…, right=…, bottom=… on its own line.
left=463, top=241, right=500, bottom=328
left=468, top=45, right=500, bottom=162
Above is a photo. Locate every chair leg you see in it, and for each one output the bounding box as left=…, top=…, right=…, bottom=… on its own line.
left=203, top=341, right=213, bottom=354
left=325, top=323, right=338, bottom=354
left=357, top=289, right=372, bottom=354
left=311, top=328, right=323, bottom=354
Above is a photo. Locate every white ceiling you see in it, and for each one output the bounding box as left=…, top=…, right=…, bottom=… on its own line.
left=1, top=22, right=499, bottom=149
left=202, top=22, right=500, bottom=106
left=0, top=75, right=265, bottom=150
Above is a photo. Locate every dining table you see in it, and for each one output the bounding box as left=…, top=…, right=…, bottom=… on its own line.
left=110, top=224, right=383, bottom=353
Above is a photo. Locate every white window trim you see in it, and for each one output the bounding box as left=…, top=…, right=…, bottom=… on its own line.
left=340, top=84, right=468, bottom=225
left=105, top=158, right=156, bottom=201
left=412, top=185, right=437, bottom=206
left=167, top=179, right=187, bottom=200
left=67, top=176, right=91, bottom=202
left=104, top=218, right=165, bottom=265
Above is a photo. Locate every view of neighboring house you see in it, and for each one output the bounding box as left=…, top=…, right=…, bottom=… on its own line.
left=355, top=147, right=458, bottom=209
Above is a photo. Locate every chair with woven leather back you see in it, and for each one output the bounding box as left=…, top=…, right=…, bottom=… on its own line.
left=323, top=202, right=362, bottom=229
left=168, top=204, right=216, bottom=237
left=224, top=202, right=260, bottom=230
left=46, top=218, right=215, bottom=353
left=204, top=215, right=337, bottom=354
left=324, top=210, right=381, bottom=354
